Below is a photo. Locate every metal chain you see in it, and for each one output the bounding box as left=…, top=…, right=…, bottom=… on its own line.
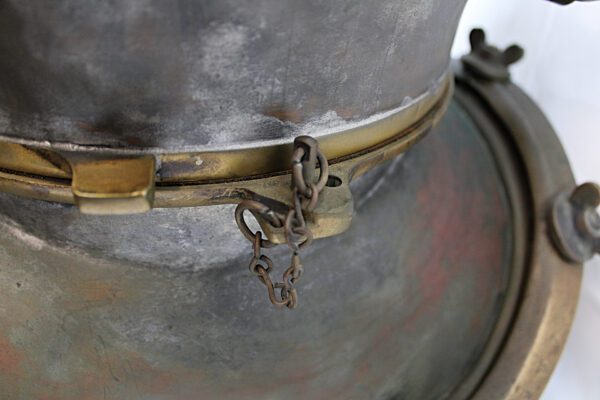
left=234, top=136, right=328, bottom=309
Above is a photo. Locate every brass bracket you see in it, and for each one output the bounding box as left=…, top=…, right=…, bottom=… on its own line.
left=70, top=156, right=156, bottom=215
left=253, top=172, right=353, bottom=244
left=550, top=182, right=600, bottom=263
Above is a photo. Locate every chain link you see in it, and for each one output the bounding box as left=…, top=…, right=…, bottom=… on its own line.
left=234, top=136, right=328, bottom=309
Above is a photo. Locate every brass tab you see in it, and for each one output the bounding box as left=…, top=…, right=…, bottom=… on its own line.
left=71, top=156, right=156, bottom=215
left=0, top=142, right=71, bottom=179
left=257, top=173, right=354, bottom=244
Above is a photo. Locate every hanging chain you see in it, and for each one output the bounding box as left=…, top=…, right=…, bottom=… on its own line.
left=234, top=136, right=329, bottom=309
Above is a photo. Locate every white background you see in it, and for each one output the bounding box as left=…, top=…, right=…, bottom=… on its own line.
left=452, top=1, right=600, bottom=398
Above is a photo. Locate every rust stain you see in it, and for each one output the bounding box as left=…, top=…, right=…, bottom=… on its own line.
left=411, top=144, right=505, bottom=309
left=0, top=335, right=23, bottom=377
left=263, top=105, right=303, bottom=123
left=32, top=342, right=202, bottom=400
left=58, top=269, right=139, bottom=311
left=35, top=395, right=64, bottom=400
left=124, top=352, right=182, bottom=394
left=349, top=135, right=510, bottom=393
left=333, top=107, right=357, bottom=120
left=70, top=280, right=123, bottom=304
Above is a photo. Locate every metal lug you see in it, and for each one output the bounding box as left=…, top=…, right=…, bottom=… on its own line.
left=258, top=173, right=354, bottom=244
left=70, top=156, right=156, bottom=215
left=461, top=28, right=524, bottom=82
left=550, top=182, right=600, bottom=263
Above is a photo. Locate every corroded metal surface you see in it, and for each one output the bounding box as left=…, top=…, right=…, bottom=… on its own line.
left=0, top=100, right=519, bottom=399
left=0, top=0, right=466, bottom=152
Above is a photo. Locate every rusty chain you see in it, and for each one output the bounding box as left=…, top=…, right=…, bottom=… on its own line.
left=234, top=136, right=329, bottom=309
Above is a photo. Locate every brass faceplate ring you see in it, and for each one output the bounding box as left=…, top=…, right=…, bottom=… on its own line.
left=0, top=72, right=453, bottom=215
left=0, top=72, right=452, bottom=242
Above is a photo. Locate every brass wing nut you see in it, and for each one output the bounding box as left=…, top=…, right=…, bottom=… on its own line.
left=550, top=182, right=600, bottom=263
left=461, top=28, right=524, bottom=82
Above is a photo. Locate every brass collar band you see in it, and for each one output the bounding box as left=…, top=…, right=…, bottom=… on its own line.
left=0, top=71, right=453, bottom=214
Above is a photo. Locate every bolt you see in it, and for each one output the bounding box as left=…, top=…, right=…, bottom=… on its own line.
left=550, top=182, right=600, bottom=263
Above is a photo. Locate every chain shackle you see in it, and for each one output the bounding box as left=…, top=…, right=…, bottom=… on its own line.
left=235, top=200, right=283, bottom=248
left=291, top=137, right=329, bottom=198
left=234, top=135, right=329, bottom=310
